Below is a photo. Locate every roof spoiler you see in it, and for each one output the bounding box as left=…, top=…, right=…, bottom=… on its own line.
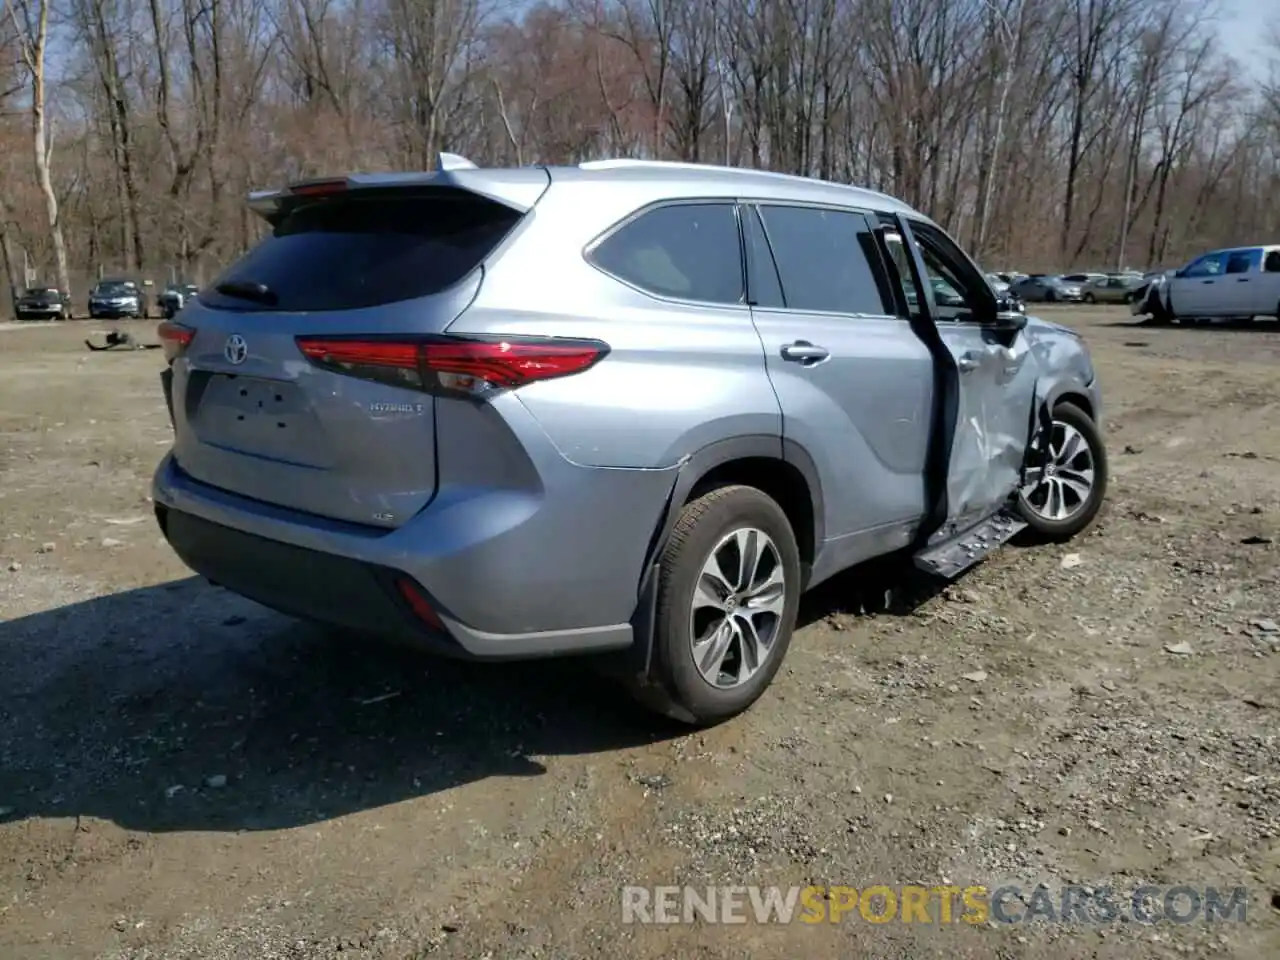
left=246, top=154, right=548, bottom=226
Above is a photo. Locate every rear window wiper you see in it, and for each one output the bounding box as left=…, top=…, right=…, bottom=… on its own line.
left=215, top=280, right=278, bottom=306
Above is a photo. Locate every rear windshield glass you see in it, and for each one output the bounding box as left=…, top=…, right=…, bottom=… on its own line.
left=200, top=190, right=522, bottom=312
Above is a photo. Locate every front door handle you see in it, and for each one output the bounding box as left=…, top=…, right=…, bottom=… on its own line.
left=1236, top=277, right=1249, bottom=282
left=780, top=341, right=830, bottom=365
left=1201, top=279, right=1215, bottom=284
left=957, top=349, right=984, bottom=373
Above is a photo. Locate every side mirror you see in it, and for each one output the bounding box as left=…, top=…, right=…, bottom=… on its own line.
left=988, top=295, right=1028, bottom=331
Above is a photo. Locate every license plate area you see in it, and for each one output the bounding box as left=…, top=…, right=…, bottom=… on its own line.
left=193, top=374, right=333, bottom=467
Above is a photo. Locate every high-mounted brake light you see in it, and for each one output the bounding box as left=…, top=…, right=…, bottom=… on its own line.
left=157, top=320, right=195, bottom=364
left=288, top=179, right=348, bottom=198
left=294, top=335, right=609, bottom=396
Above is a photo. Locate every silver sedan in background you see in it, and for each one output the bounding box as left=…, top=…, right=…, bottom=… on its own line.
left=1009, top=275, right=1086, bottom=303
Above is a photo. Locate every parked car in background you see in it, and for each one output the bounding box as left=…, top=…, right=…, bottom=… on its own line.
left=15, top=286, right=72, bottom=320
left=1062, top=272, right=1108, bottom=286
left=89, top=279, right=147, bottom=319
left=153, top=157, right=1106, bottom=725
left=159, top=283, right=199, bottom=320
left=1010, top=274, right=1086, bottom=303
left=1131, top=245, right=1280, bottom=324
left=1082, top=275, right=1144, bottom=304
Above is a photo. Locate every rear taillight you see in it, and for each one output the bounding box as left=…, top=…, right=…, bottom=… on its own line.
left=294, top=335, right=609, bottom=397
left=157, top=320, right=194, bottom=364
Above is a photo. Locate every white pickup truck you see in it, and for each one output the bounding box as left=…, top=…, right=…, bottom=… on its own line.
left=1132, top=245, right=1280, bottom=324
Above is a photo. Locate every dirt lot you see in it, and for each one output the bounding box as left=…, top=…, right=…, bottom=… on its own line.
left=1, top=308, right=1278, bottom=959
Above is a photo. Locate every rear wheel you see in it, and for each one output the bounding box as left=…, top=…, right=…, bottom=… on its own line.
left=1017, top=402, right=1108, bottom=541
left=1083, top=292, right=1095, bottom=304
left=633, top=485, right=801, bottom=726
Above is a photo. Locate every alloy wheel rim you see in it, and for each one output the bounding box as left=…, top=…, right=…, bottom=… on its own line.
left=1020, top=421, right=1096, bottom=522
left=689, top=528, right=787, bottom=689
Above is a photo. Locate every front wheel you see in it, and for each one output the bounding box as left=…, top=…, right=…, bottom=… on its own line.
left=635, top=485, right=802, bottom=726
left=1017, top=402, right=1108, bottom=541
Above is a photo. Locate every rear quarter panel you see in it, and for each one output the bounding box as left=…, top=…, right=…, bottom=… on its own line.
left=447, top=182, right=783, bottom=468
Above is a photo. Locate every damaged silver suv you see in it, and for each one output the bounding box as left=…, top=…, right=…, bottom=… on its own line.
left=153, top=156, right=1107, bottom=726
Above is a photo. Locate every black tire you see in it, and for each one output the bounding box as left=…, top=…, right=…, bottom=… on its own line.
left=1083, top=292, right=1095, bottom=304
left=1017, top=401, right=1108, bottom=542
left=1045, top=290, right=1057, bottom=303
left=632, top=484, right=802, bottom=726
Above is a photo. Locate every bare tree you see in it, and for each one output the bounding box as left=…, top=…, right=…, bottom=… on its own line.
left=6, top=0, right=70, bottom=296
left=4, top=0, right=1280, bottom=287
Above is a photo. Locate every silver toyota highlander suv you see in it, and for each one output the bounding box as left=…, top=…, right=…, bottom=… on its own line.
left=153, top=155, right=1107, bottom=725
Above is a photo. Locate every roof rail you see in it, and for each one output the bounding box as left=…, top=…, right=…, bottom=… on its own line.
left=437, top=152, right=478, bottom=171
left=578, top=159, right=708, bottom=172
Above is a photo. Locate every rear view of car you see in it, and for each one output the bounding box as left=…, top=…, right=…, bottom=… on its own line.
left=154, top=167, right=660, bottom=676
left=1010, top=275, right=1084, bottom=303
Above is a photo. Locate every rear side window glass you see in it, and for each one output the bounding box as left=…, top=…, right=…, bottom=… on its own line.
left=1224, top=250, right=1259, bottom=274
left=590, top=203, right=744, bottom=305
left=757, top=205, right=892, bottom=315
left=200, top=189, right=521, bottom=312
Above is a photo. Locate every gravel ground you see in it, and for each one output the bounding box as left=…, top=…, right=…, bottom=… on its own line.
left=1, top=308, right=1278, bottom=959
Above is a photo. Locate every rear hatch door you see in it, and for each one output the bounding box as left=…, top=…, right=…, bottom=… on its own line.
left=169, top=176, right=543, bottom=529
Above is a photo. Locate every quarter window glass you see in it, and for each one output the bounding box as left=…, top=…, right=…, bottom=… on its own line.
left=591, top=203, right=744, bottom=305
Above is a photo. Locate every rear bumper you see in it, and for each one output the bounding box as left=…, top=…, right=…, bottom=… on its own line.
left=152, top=450, right=679, bottom=661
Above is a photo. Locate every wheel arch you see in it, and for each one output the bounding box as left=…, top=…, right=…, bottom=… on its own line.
left=640, top=435, right=824, bottom=589
left=607, top=434, right=824, bottom=691
left=1052, top=390, right=1094, bottom=421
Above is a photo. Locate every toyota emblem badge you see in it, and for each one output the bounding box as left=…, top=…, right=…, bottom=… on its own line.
left=224, top=334, right=248, bottom=365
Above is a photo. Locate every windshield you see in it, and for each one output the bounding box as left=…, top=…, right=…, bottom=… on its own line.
left=94, top=282, right=136, bottom=296
left=22, top=288, right=58, bottom=299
